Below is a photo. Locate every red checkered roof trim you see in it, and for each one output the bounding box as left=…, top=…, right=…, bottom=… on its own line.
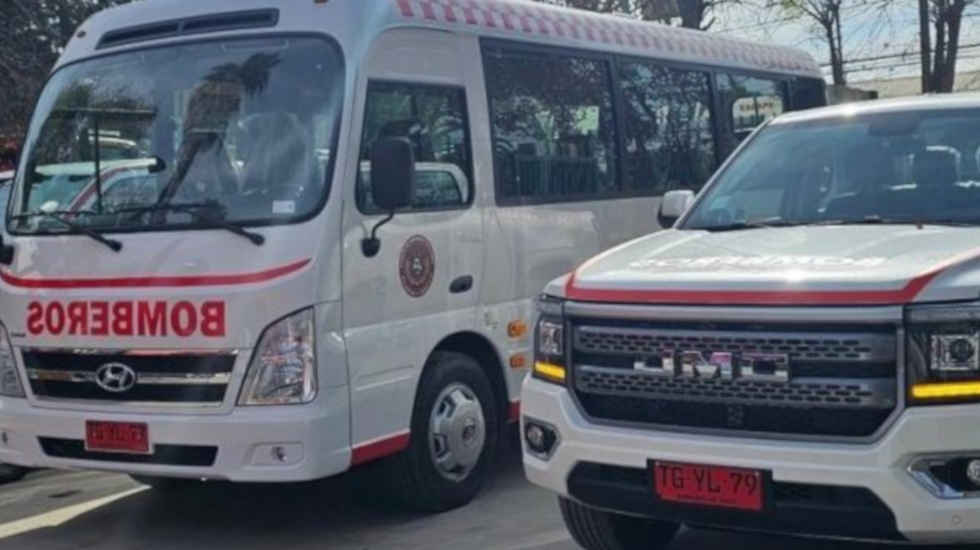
left=392, top=0, right=821, bottom=77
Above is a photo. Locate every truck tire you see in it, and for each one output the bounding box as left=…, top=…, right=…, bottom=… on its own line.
left=389, top=351, right=499, bottom=512
left=559, top=497, right=680, bottom=550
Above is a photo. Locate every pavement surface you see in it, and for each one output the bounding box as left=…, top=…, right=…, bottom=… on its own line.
left=0, top=442, right=916, bottom=550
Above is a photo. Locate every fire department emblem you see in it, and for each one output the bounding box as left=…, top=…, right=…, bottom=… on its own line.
left=399, top=236, right=435, bottom=298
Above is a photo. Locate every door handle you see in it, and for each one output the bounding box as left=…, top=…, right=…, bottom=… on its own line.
left=450, top=275, right=474, bottom=294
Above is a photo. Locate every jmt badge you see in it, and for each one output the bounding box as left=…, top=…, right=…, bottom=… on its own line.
left=399, top=235, right=435, bottom=298
left=635, top=351, right=790, bottom=382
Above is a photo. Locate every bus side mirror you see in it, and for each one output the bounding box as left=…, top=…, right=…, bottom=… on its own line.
left=362, top=138, right=415, bottom=258
left=658, top=190, right=695, bottom=228
left=369, top=138, right=414, bottom=212
left=0, top=234, right=13, bottom=266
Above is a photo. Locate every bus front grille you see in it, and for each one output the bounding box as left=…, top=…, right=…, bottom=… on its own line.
left=23, top=350, right=236, bottom=406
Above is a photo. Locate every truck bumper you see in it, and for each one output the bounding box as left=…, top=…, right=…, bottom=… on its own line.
left=0, top=387, right=351, bottom=482
left=523, top=376, right=980, bottom=545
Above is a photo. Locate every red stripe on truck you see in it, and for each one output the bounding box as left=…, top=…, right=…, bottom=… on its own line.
left=564, top=248, right=980, bottom=306
left=0, top=259, right=311, bottom=289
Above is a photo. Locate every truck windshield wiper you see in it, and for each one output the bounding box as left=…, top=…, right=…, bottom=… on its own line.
left=11, top=211, right=122, bottom=252
left=119, top=202, right=265, bottom=246
left=689, top=217, right=794, bottom=232
left=815, top=216, right=978, bottom=227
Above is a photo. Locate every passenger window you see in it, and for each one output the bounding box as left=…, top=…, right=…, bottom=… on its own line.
left=717, top=74, right=786, bottom=156
left=619, top=62, right=716, bottom=194
left=484, top=46, right=619, bottom=203
left=357, top=82, right=471, bottom=213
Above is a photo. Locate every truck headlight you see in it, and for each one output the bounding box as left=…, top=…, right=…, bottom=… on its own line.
left=238, top=309, right=317, bottom=406
left=908, top=303, right=980, bottom=403
left=0, top=323, right=24, bottom=398
left=533, top=295, right=566, bottom=385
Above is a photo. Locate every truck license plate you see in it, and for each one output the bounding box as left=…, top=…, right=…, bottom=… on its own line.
left=85, top=421, right=150, bottom=454
left=652, top=461, right=764, bottom=511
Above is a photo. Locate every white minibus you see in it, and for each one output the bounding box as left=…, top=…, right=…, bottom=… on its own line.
left=0, top=0, right=822, bottom=511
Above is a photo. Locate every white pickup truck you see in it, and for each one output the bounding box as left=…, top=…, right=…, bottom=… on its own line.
left=523, top=94, right=980, bottom=547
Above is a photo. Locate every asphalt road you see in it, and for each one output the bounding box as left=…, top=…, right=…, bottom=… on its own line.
left=0, top=443, right=912, bottom=550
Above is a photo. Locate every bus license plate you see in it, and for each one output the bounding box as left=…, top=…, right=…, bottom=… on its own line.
left=653, top=461, right=763, bottom=511
left=85, top=421, right=150, bottom=454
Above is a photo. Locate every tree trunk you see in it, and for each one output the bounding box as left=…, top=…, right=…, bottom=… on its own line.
left=919, top=0, right=932, bottom=92
left=933, top=5, right=948, bottom=92
left=824, top=19, right=844, bottom=85
left=676, top=0, right=705, bottom=29
left=939, top=0, right=966, bottom=92
left=832, top=6, right=845, bottom=85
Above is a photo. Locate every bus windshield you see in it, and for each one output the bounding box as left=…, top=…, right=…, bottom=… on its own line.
left=684, top=109, right=980, bottom=230
left=9, top=36, right=343, bottom=234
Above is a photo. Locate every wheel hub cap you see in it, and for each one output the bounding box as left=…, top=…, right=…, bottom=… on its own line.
left=429, top=382, right=486, bottom=482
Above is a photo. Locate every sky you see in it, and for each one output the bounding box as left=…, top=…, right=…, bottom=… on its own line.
left=710, top=3, right=980, bottom=86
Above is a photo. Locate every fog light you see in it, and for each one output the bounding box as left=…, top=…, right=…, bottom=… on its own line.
left=271, top=445, right=288, bottom=463
left=967, top=459, right=980, bottom=486
left=526, top=425, right=545, bottom=449
left=523, top=419, right=559, bottom=459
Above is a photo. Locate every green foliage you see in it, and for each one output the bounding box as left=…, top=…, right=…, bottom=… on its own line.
left=0, top=0, right=134, bottom=138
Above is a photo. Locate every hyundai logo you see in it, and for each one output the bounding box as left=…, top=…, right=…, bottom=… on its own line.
left=95, top=363, right=137, bottom=393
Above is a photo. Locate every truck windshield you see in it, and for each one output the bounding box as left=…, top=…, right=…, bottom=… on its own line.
left=684, top=109, right=980, bottom=230
left=9, top=36, right=343, bottom=234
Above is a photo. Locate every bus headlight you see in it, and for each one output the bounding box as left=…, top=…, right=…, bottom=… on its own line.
left=239, top=309, right=317, bottom=406
left=908, top=303, right=980, bottom=403
left=0, top=324, right=24, bottom=398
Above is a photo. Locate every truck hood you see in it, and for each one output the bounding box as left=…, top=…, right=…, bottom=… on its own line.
left=563, top=225, right=980, bottom=305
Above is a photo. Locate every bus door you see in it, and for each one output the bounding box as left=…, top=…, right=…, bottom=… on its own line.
left=341, top=30, right=484, bottom=445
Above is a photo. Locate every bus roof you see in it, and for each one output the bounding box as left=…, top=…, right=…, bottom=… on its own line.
left=60, top=0, right=821, bottom=79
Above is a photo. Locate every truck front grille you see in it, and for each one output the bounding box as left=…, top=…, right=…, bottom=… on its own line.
left=571, top=322, right=898, bottom=438
left=23, top=350, right=235, bottom=406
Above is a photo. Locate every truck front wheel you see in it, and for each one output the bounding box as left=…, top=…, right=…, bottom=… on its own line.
left=559, top=497, right=680, bottom=550
left=388, top=351, right=499, bottom=512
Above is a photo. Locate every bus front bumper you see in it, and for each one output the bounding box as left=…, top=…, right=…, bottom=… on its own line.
left=522, top=376, right=980, bottom=545
left=0, top=392, right=351, bottom=482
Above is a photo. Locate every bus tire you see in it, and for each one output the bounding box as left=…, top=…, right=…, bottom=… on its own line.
left=390, top=351, right=499, bottom=512
left=129, top=474, right=195, bottom=491
left=559, top=497, right=680, bottom=550
left=0, top=463, right=27, bottom=484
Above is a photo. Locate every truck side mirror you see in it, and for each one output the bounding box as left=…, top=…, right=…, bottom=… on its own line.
left=362, top=138, right=415, bottom=257
left=658, top=189, right=695, bottom=228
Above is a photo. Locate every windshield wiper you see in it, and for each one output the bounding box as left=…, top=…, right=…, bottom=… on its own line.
left=121, top=202, right=265, bottom=246
left=815, top=216, right=977, bottom=228
left=689, top=217, right=794, bottom=232
left=11, top=211, right=122, bottom=252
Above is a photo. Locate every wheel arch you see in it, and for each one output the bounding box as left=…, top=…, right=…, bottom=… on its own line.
left=428, top=331, right=511, bottom=425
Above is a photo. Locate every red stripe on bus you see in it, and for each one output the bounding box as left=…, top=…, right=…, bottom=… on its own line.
left=0, top=259, right=311, bottom=289
left=350, top=432, right=411, bottom=466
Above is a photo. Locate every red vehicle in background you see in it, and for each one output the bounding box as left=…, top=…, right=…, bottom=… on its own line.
left=0, top=139, right=17, bottom=173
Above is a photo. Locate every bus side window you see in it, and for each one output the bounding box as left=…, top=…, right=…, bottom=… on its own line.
left=484, top=46, right=619, bottom=203
left=716, top=74, right=787, bottom=158
left=619, top=61, right=716, bottom=195
left=357, top=82, right=472, bottom=213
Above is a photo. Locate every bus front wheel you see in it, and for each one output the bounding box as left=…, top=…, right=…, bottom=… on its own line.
left=388, top=351, right=499, bottom=512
